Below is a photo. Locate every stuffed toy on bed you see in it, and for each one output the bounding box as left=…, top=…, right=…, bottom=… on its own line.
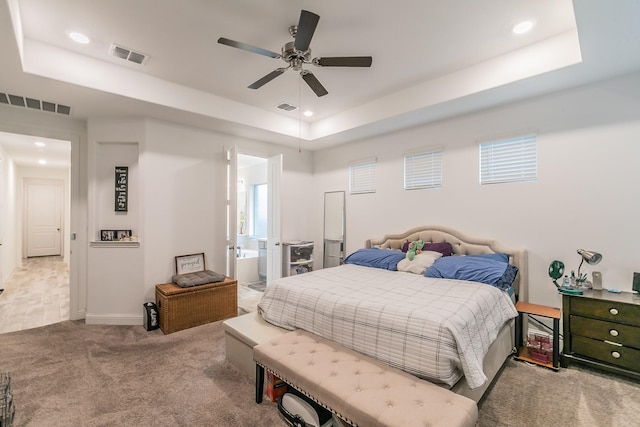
left=406, top=239, right=424, bottom=261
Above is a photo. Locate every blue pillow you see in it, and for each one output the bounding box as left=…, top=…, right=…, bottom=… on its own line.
left=424, top=256, right=518, bottom=291
left=344, top=248, right=406, bottom=271
left=467, top=253, right=509, bottom=263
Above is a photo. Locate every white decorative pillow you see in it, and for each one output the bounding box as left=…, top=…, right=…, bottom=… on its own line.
left=397, top=251, right=443, bottom=274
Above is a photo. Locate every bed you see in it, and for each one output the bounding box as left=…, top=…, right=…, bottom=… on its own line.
left=256, top=225, right=527, bottom=402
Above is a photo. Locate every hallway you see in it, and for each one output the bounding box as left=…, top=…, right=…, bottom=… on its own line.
left=0, top=256, right=69, bottom=334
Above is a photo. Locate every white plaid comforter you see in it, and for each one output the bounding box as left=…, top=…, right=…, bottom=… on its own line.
left=257, top=264, right=517, bottom=389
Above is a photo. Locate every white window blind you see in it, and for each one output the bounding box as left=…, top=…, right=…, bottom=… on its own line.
left=349, top=158, right=376, bottom=194
left=479, top=134, right=537, bottom=185
left=404, top=148, right=442, bottom=190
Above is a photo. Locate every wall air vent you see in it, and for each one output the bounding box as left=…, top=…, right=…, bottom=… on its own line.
left=0, top=92, right=71, bottom=115
left=109, top=43, right=149, bottom=65
left=276, top=102, right=299, bottom=112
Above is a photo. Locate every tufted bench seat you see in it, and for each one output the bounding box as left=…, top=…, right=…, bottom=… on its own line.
left=254, top=329, right=478, bottom=427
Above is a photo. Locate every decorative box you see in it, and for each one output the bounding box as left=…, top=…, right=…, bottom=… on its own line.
left=155, top=278, right=237, bottom=334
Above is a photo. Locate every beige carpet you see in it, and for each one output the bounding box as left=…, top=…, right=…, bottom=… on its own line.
left=1, top=317, right=638, bottom=426
left=0, top=319, right=282, bottom=426
left=478, top=358, right=639, bottom=427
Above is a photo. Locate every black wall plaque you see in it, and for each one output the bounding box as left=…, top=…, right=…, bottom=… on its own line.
left=115, top=166, right=128, bottom=212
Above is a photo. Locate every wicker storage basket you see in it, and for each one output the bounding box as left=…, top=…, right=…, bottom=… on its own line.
left=155, top=278, right=237, bottom=334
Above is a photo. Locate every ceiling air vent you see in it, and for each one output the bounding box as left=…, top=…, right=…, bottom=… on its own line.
left=0, top=92, right=71, bottom=115
left=275, top=102, right=299, bottom=112
left=109, top=43, right=149, bottom=65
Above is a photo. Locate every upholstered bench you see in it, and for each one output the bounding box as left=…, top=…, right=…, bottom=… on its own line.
left=254, top=329, right=478, bottom=427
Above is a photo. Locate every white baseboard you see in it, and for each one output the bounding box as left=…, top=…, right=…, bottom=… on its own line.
left=85, top=313, right=143, bottom=325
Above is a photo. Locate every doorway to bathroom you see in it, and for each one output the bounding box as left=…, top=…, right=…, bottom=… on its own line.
left=236, top=154, right=267, bottom=290
left=226, top=148, right=282, bottom=303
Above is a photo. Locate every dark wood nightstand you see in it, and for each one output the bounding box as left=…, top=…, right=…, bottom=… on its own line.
left=514, top=301, right=561, bottom=370
left=562, top=290, right=640, bottom=380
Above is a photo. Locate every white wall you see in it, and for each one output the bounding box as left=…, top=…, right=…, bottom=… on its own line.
left=5, top=71, right=638, bottom=323
left=313, top=71, right=640, bottom=309
left=0, top=146, right=17, bottom=284
left=85, top=117, right=313, bottom=323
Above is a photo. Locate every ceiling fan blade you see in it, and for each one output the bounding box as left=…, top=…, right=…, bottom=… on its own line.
left=218, top=37, right=280, bottom=59
left=315, top=56, right=373, bottom=67
left=301, top=71, right=328, bottom=97
left=294, top=10, right=320, bottom=52
left=248, top=68, right=287, bottom=89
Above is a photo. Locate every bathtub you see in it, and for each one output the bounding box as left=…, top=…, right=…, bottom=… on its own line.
left=237, top=249, right=259, bottom=285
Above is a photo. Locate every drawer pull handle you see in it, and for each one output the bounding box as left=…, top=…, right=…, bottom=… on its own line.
left=609, top=308, right=619, bottom=315
left=609, top=329, right=619, bottom=337
left=611, top=351, right=621, bottom=359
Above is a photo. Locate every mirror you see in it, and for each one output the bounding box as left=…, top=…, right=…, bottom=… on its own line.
left=323, top=191, right=345, bottom=268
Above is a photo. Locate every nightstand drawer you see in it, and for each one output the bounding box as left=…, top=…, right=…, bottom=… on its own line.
left=572, top=335, right=640, bottom=373
left=571, top=298, right=640, bottom=327
left=571, top=315, right=640, bottom=349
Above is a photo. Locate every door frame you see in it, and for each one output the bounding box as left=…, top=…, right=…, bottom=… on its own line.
left=0, top=109, right=85, bottom=321
left=225, top=147, right=282, bottom=285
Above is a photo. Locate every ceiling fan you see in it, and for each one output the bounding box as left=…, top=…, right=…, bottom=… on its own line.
left=218, top=10, right=373, bottom=97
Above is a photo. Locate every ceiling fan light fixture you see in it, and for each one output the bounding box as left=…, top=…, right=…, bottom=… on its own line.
left=218, top=9, right=371, bottom=97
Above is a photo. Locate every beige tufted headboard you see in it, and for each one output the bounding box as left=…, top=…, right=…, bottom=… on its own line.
left=366, top=225, right=528, bottom=301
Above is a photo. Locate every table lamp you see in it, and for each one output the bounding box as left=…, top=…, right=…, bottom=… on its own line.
left=577, top=249, right=602, bottom=283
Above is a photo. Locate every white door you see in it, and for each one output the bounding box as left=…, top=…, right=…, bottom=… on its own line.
left=26, top=179, right=63, bottom=257
left=225, top=147, right=237, bottom=279
left=266, top=154, right=282, bottom=284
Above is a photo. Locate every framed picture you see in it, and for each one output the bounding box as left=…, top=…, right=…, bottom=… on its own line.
left=100, top=230, right=116, bottom=241
left=116, top=230, right=132, bottom=241
left=115, top=166, right=128, bottom=212
left=175, top=253, right=206, bottom=275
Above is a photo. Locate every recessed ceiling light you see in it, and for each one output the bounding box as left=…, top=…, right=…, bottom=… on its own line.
left=512, top=21, right=534, bottom=35
left=303, top=111, right=314, bottom=117
left=38, top=159, right=47, bottom=165
left=34, top=141, right=46, bottom=147
left=69, top=32, right=90, bottom=44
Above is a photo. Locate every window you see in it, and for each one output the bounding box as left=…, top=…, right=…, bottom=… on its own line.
left=479, top=134, right=537, bottom=185
left=404, top=147, right=442, bottom=190
left=349, top=158, right=376, bottom=194
left=253, top=183, right=267, bottom=238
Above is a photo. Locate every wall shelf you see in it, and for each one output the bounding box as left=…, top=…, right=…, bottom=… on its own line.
left=90, top=241, right=140, bottom=248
